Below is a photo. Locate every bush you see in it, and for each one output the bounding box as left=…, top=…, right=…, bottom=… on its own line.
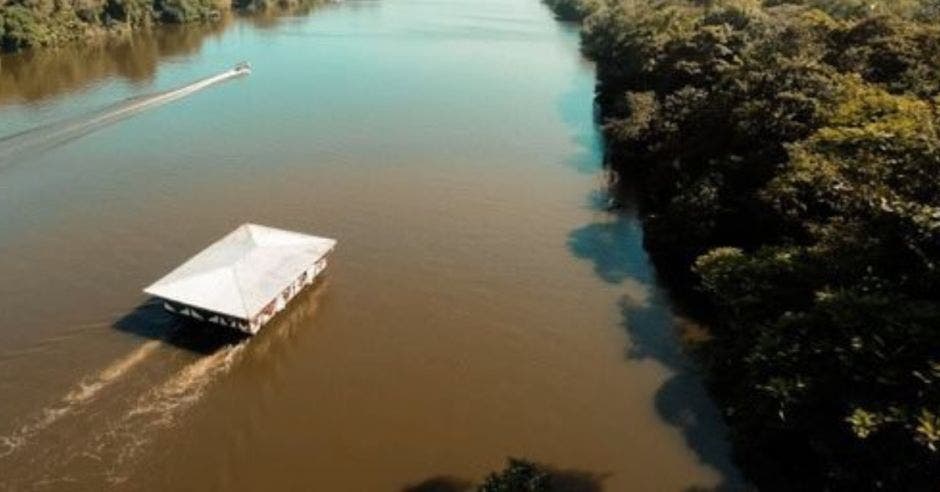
left=480, top=459, right=551, bottom=492
left=104, top=0, right=153, bottom=24
left=0, top=5, right=49, bottom=51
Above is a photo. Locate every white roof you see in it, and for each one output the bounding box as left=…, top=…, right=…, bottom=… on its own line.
left=144, top=224, right=336, bottom=320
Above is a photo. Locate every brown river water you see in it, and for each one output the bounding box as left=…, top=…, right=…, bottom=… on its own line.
left=0, top=0, right=740, bottom=489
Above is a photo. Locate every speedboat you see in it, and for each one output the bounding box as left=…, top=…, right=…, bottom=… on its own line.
left=234, top=61, right=252, bottom=75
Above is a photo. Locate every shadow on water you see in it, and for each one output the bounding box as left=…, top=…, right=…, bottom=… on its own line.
left=114, top=299, right=248, bottom=355
left=540, top=465, right=607, bottom=492
left=402, top=476, right=474, bottom=492
left=567, top=197, right=653, bottom=285
left=114, top=278, right=331, bottom=356
left=402, top=463, right=607, bottom=492
left=567, top=187, right=744, bottom=490
left=554, top=47, right=744, bottom=487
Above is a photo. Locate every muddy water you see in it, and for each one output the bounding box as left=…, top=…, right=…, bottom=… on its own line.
left=0, top=0, right=739, bottom=489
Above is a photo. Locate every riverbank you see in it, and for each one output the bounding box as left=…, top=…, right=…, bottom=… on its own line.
left=548, top=0, right=940, bottom=489
left=0, top=0, right=323, bottom=53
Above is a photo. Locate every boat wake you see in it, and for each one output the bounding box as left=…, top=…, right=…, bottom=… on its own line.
left=97, top=342, right=247, bottom=483
left=0, top=64, right=250, bottom=169
left=0, top=340, right=246, bottom=488
left=0, top=281, right=322, bottom=488
left=0, top=340, right=162, bottom=458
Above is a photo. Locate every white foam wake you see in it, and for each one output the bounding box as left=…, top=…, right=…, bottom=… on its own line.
left=94, top=342, right=247, bottom=483
left=0, top=66, right=249, bottom=168
left=0, top=340, right=162, bottom=458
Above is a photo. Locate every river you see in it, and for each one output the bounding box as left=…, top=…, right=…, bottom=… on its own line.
left=0, top=0, right=739, bottom=489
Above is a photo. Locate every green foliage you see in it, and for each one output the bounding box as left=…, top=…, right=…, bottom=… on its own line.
left=0, top=0, right=327, bottom=52
left=827, top=16, right=940, bottom=97
left=479, top=459, right=550, bottom=492
left=548, top=0, right=940, bottom=488
left=406, top=459, right=601, bottom=492
left=543, top=0, right=599, bottom=21
left=0, top=0, right=146, bottom=52
left=104, top=0, right=153, bottom=24
left=0, top=5, right=52, bottom=51
left=155, top=0, right=221, bottom=22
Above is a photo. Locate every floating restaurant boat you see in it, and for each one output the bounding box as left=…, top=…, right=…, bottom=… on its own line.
left=144, top=224, right=336, bottom=335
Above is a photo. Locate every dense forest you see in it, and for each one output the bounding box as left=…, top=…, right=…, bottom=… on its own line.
left=546, top=0, right=940, bottom=488
left=0, top=0, right=320, bottom=52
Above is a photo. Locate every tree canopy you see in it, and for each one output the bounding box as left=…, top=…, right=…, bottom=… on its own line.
left=549, top=0, right=940, bottom=488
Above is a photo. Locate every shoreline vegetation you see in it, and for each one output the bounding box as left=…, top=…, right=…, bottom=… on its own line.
left=0, top=0, right=325, bottom=53
left=546, top=0, right=940, bottom=488
left=404, top=458, right=604, bottom=492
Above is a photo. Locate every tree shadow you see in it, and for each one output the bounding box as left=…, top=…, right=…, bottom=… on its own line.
left=567, top=209, right=654, bottom=286
left=567, top=187, right=745, bottom=490
left=402, top=476, right=473, bottom=492
left=542, top=464, right=608, bottom=492
left=401, top=462, right=607, bottom=492
left=548, top=4, right=748, bottom=488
